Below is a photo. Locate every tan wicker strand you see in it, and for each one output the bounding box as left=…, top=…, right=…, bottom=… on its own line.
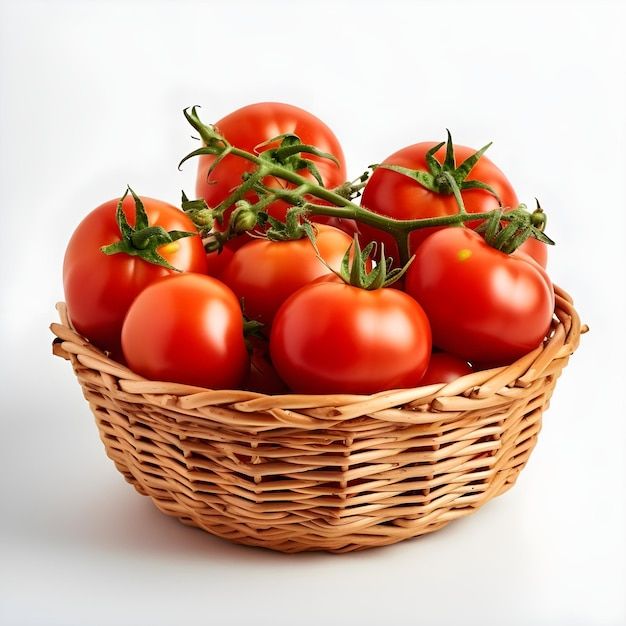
left=51, top=291, right=585, bottom=553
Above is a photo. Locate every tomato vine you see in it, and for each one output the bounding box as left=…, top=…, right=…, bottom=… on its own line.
left=180, top=106, right=553, bottom=265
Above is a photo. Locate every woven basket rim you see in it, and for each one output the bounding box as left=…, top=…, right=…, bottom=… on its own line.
left=51, top=284, right=584, bottom=427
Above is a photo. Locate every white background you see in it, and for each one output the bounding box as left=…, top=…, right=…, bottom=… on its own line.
left=1, top=1, right=625, bottom=625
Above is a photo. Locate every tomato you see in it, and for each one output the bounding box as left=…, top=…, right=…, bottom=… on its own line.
left=220, top=224, right=353, bottom=326
left=63, top=194, right=207, bottom=358
left=195, top=102, right=353, bottom=231
left=359, top=141, right=519, bottom=260
left=517, top=236, right=548, bottom=268
left=419, top=353, right=473, bottom=386
left=121, top=274, right=248, bottom=388
left=204, top=238, right=244, bottom=277
left=205, top=245, right=234, bottom=277
left=270, top=282, right=432, bottom=394
left=404, top=228, right=554, bottom=366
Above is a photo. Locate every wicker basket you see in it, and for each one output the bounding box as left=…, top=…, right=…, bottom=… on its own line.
left=51, top=286, right=584, bottom=553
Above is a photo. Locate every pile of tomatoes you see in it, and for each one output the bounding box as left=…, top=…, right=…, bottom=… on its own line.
left=63, top=102, right=555, bottom=396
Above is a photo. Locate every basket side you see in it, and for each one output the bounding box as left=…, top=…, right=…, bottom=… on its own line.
left=51, top=289, right=583, bottom=553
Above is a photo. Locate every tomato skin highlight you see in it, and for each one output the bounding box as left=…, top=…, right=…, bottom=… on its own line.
left=360, top=142, right=519, bottom=259
left=270, top=283, right=432, bottom=395
left=419, top=353, right=473, bottom=386
left=63, top=196, right=207, bottom=358
left=405, top=229, right=554, bottom=366
left=220, top=224, right=353, bottom=327
left=196, top=102, right=351, bottom=231
left=121, top=274, right=248, bottom=389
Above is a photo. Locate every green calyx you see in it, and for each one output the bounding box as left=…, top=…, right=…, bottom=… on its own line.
left=230, top=200, right=261, bottom=234
left=264, top=207, right=315, bottom=242
left=332, top=170, right=372, bottom=201
left=203, top=230, right=229, bottom=254
left=338, top=236, right=413, bottom=290
left=101, top=186, right=196, bottom=271
left=377, top=129, right=502, bottom=203
left=477, top=200, right=555, bottom=254
left=181, top=191, right=214, bottom=231
left=179, top=106, right=232, bottom=172
left=256, top=133, right=340, bottom=187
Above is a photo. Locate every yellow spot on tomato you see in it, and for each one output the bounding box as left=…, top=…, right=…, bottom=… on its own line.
left=160, top=242, right=180, bottom=255
left=457, top=248, right=472, bottom=262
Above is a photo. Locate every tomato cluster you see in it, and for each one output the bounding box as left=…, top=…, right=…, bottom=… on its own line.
left=63, top=103, right=556, bottom=395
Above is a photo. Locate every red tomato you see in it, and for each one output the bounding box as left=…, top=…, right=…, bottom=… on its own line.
left=205, top=245, right=234, bottom=277
left=517, top=236, right=548, bottom=268
left=270, top=282, right=432, bottom=394
left=195, top=102, right=353, bottom=231
left=220, top=224, right=353, bottom=326
left=405, top=228, right=554, bottom=366
left=63, top=195, right=207, bottom=358
left=205, top=240, right=239, bottom=277
left=359, top=142, right=519, bottom=259
left=419, top=353, right=473, bottom=386
left=121, top=274, right=248, bottom=388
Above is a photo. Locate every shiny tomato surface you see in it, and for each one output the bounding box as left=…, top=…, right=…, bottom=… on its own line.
left=270, top=282, right=432, bottom=394
left=121, top=274, right=248, bottom=389
left=405, top=228, right=554, bottom=366
left=220, top=224, right=353, bottom=326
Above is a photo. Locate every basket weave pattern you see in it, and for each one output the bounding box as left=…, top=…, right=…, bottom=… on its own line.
left=51, top=286, right=582, bottom=553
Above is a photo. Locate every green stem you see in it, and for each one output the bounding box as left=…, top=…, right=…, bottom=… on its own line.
left=224, top=145, right=487, bottom=237
left=214, top=166, right=267, bottom=218
left=130, top=226, right=167, bottom=249
left=394, top=231, right=411, bottom=266
left=227, top=146, right=356, bottom=207
left=195, top=135, right=477, bottom=239
left=442, top=171, right=467, bottom=214
left=302, top=200, right=496, bottom=231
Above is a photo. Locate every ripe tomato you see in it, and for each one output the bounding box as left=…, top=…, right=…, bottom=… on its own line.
left=195, top=102, right=352, bottom=231
left=404, top=228, right=554, bottom=366
left=359, top=141, right=519, bottom=260
left=270, top=282, right=432, bottom=394
left=121, top=274, right=248, bottom=388
left=63, top=194, right=207, bottom=358
left=205, top=244, right=234, bottom=277
left=517, top=236, right=548, bottom=268
left=204, top=237, right=249, bottom=277
left=419, top=353, right=473, bottom=386
left=220, top=224, right=353, bottom=326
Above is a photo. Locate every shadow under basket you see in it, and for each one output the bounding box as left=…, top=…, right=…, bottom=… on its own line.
left=51, top=286, right=584, bottom=553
